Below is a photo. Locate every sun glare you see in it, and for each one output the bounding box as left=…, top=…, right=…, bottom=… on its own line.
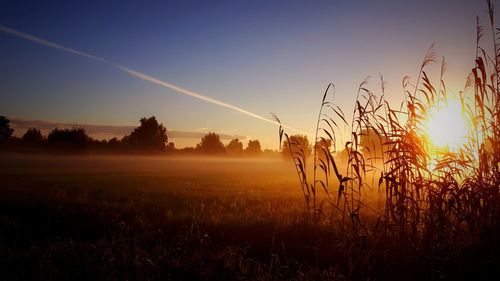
left=424, top=99, right=468, bottom=151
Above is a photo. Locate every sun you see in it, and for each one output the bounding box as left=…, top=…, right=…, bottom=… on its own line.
left=424, top=99, right=468, bottom=151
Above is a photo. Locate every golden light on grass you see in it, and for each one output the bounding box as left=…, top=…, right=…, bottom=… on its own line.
left=424, top=99, right=468, bottom=152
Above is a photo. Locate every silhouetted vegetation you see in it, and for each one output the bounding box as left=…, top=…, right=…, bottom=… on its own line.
left=122, top=116, right=168, bottom=151
left=272, top=2, right=500, bottom=280
left=245, top=140, right=262, bottom=155
left=47, top=128, right=91, bottom=152
left=0, top=115, right=13, bottom=142
left=4, top=3, right=500, bottom=280
left=0, top=116, right=276, bottom=157
left=226, top=138, right=244, bottom=155
left=195, top=132, right=227, bottom=154
left=358, top=127, right=387, bottom=163
left=281, top=134, right=312, bottom=160
left=22, top=128, right=44, bottom=145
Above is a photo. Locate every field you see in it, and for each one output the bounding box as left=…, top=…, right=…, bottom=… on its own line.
left=1, top=153, right=498, bottom=281
left=0, top=153, right=336, bottom=280
left=4, top=1, right=500, bottom=280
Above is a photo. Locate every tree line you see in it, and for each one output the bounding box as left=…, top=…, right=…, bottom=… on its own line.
left=1, top=115, right=380, bottom=159
left=0, top=115, right=280, bottom=156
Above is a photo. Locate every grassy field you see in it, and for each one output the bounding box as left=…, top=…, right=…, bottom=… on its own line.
left=1, top=153, right=498, bottom=281
left=0, top=153, right=350, bottom=281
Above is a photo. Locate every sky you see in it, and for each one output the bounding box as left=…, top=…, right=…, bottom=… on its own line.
left=0, top=0, right=486, bottom=148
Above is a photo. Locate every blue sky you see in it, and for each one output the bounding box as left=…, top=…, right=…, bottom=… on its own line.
left=0, top=0, right=484, bottom=148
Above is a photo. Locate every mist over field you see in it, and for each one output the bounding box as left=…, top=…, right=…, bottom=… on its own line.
left=2, top=0, right=500, bottom=280
left=0, top=154, right=310, bottom=280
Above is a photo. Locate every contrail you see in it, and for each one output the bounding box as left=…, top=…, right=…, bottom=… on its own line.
left=0, top=25, right=305, bottom=134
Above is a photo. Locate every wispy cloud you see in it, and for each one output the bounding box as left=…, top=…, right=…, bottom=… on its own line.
left=0, top=25, right=107, bottom=63
left=9, top=117, right=246, bottom=140
left=0, top=25, right=306, bottom=134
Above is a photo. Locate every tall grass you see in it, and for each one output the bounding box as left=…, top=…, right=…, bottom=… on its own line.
left=274, top=1, right=500, bottom=275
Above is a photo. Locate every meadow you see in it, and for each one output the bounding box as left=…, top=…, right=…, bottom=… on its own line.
left=0, top=153, right=341, bottom=280
left=2, top=2, right=500, bottom=281
left=0, top=153, right=497, bottom=280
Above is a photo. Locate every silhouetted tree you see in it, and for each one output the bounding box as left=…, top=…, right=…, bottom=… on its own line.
left=166, top=142, right=176, bottom=153
left=126, top=116, right=168, bottom=150
left=281, top=135, right=312, bottom=159
left=179, top=146, right=196, bottom=154
left=89, top=139, right=109, bottom=150
left=0, top=116, right=14, bottom=142
left=196, top=132, right=226, bottom=154
left=226, top=138, right=243, bottom=155
left=107, top=137, right=123, bottom=149
left=315, top=138, right=333, bottom=162
left=22, top=128, right=44, bottom=145
left=245, top=140, right=262, bottom=155
left=47, top=128, right=90, bottom=151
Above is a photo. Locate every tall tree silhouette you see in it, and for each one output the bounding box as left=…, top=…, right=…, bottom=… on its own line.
left=245, top=140, right=262, bottom=155
left=0, top=116, right=14, bottom=142
left=196, top=132, right=226, bottom=154
left=126, top=116, right=168, bottom=150
left=226, top=138, right=243, bottom=155
left=22, top=128, right=44, bottom=145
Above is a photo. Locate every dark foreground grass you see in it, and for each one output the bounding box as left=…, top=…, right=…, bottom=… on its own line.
left=0, top=154, right=345, bottom=281
left=1, top=153, right=499, bottom=280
